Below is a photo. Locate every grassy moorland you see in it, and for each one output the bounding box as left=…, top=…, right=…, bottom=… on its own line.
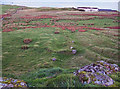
left=0, top=5, right=21, bottom=14
left=1, top=5, right=120, bottom=87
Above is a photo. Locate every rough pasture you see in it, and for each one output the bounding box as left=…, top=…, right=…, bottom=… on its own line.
left=1, top=5, right=120, bottom=87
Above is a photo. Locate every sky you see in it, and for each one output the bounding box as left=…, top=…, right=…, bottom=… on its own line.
left=1, top=0, right=120, bottom=2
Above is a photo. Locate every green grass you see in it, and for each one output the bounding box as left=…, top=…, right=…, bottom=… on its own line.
left=108, top=72, right=120, bottom=87
left=29, top=18, right=52, bottom=24
left=2, top=27, right=119, bottom=87
left=1, top=5, right=21, bottom=14
left=2, top=27, right=118, bottom=75
left=2, top=67, right=101, bottom=87
left=36, top=7, right=75, bottom=12
left=57, top=18, right=118, bottom=28
left=1, top=5, right=120, bottom=87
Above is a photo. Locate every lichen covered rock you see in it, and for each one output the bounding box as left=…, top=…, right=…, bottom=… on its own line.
left=74, top=61, right=120, bottom=86
left=0, top=77, right=27, bottom=88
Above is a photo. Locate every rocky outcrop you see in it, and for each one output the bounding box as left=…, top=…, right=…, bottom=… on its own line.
left=0, top=77, right=27, bottom=88
left=74, top=61, right=120, bottom=86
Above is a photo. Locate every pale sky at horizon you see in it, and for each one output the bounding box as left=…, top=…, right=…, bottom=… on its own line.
left=1, top=0, right=120, bottom=2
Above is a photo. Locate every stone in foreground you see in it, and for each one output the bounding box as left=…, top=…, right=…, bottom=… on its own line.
left=74, top=61, right=120, bottom=86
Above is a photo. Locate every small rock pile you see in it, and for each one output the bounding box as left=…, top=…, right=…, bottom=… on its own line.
left=21, top=45, right=29, bottom=50
left=21, top=38, right=32, bottom=50
left=23, top=38, right=32, bottom=44
left=74, top=61, right=120, bottom=86
left=0, top=77, right=27, bottom=88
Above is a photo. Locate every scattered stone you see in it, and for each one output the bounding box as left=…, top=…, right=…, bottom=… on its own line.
left=0, top=77, right=27, bottom=88
left=70, top=46, right=74, bottom=49
left=72, top=50, right=77, bottom=54
left=72, top=41, right=74, bottom=43
left=52, top=58, right=56, bottom=61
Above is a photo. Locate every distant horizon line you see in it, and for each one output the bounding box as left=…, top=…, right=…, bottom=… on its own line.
left=1, top=2, right=118, bottom=11
left=1, top=4, right=118, bottom=9
left=1, top=1, right=119, bottom=2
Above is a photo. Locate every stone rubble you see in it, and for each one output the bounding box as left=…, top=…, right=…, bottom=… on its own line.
left=0, top=77, right=27, bottom=88
left=52, top=58, right=56, bottom=61
left=74, top=61, right=120, bottom=86
left=72, top=50, right=77, bottom=54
